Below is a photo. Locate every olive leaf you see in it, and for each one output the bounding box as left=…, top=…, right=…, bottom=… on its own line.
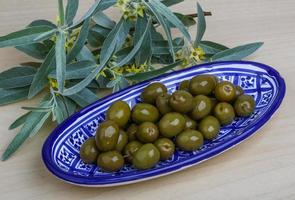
left=0, top=87, right=29, bottom=106
left=161, top=0, right=184, bottom=7
left=199, top=41, right=228, bottom=55
left=76, top=46, right=97, bottom=62
left=21, top=105, right=53, bottom=112
left=68, top=88, right=98, bottom=107
left=174, top=13, right=196, bottom=27
left=16, top=43, right=49, bottom=60
left=194, top=3, right=206, bottom=47
left=92, top=11, right=115, bottom=29
left=55, top=30, right=66, bottom=93
left=58, top=0, right=65, bottom=25
left=9, top=111, right=31, bottom=130
left=113, top=76, right=129, bottom=92
left=152, top=38, right=184, bottom=55
left=65, top=0, right=79, bottom=25
left=28, top=20, right=57, bottom=29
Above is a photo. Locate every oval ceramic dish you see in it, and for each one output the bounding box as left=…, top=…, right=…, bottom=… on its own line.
left=42, top=61, right=285, bottom=187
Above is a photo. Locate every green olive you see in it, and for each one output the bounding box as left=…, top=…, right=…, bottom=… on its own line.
left=131, top=103, right=160, bottom=124
left=158, top=112, right=186, bottom=138
left=234, top=85, right=244, bottom=99
left=133, top=143, right=160, bottom=170
left=115, top=130, right=128, bottom=152
left=198, top=116, right=220, bottom=140
left=214, top=102, right=235, bottom=125
left=189, top=74, right=217, bottom=95
left=126, top=123, right=138, bottom=141
left=178, top=80, right=190, bottom=91
left=183, top=114, right=197, bottom=130
left=80, top=138, right=99, bottom=164
left=97, top=151, right=124, bottom=172
left=123, top=141, right=143, bottom=163
left=234, top=95, right=255, bottom=117
left=155, top=93, right=173, bottom=115
left=215, top=81, right=236, bottom=102
left=176, top=130, right=204, bottom=151
left=154, top=138, right=175, bottom=160
left=141, top=82, right=167, bottom=104
left=136, top=122, right=159, bottom=143
left=95, top=120, right=119, bottom=152
left=169, top=90, right=194, bottom=113
left=106, top=100, right=131, bottom=128
left=191, top=95, right=212, bottom=120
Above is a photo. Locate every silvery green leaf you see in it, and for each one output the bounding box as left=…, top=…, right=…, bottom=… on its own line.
left=91, top=25, right=111, bottom=36
left=67, top=18, right=91, bottom=63
left=65, top=0, right=79, bottom=25
left=88, top=31, right=104, bottom=47
left=152, top=38, right=184, bottom=55
left=9, top=111, right=31, bottom=130
left=199, top=41, right=228, bottom=55
left=0, top=87, right=29, bottom=106
left=76, top=46, right=97, bottom=62
left=21, top=105, right=53, bottom=112
left=68, top=88, right=98, bottom=107
left=151, top=26, right=164, bottom=40
left=64, top=97, right=77, bottom=116
left=211, top=42, right=264, bottom=61
left=33, top=29, right=56, bottom=42
left=95, top=75, right=109, bottom=88
left=28, top=46, right=55, bottom=99
left=55, top=30, right=66, bottom=93
left=161, top=0, right=184, bottom=7
left=53, top=95, right=67, bottom=123
left=0, top=26, right=54, bottom=48
left=194, top=3, right=206, bottom=47
left=0, top=66, right=36, bottom=89
left=28, top=20, right=57, bottom=29
left=16, top=43, right=49, bottom=60
left=20, top=62, right=41, bottom=68
left=92, top=12, right=115, bottom=29
left=58, top=0, right=65, bottom=25
left=125, top=60, right=181, bottom=82
left=113, top=76, right=129, bottom=92
left=174, top=13, right=196, bottom=27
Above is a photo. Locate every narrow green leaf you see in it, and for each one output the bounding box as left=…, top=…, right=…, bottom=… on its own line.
left=125, top=60, right=181, bottom=81
left=63, top=97, right=77, bottom=116
left=161, top=0, right=184, bottom=7
left=113, top=76, right=129, bottom=92
left=28, top=20, right=57, bottom=29
left=211, top=42, right=264, bottom=61
left=92, top=11, right=115, bottom=29
left=9, top=111, right=31, bottom=130
left=0, top=66, right=36, bottom=89
left=58, top=0, right=65, bottom=25
left=21, top=106, right=53, bottom=112
left=55, top=30, right=66, bottom=92
left=65, top=0, right=79, bottom=25
left=53, top=95, right=67, bottom=123
left=33, top=29, right=56, bottom=42
left=76, top=46, right=97, bottom=62
left=91, top=25, right=111, bottom=36
left=15, top=43, right=49, bottom=60
left=20, top=62, right=41, bottom=68
left=194, top=3, right=206, bottom=47
left=174, top=13, right=196, bottom=27
left=151, top=26, right=164, bottom=40
left=67, top=18, right=91, bottom=63
left=28, top=46, right=55, bottom=99
left=0, top=26, right=53, bottom=48
left=152, top=38, right=184, bottom=55
left=199, top=41, right=228, bottom=55
left=0, top=87, right=29, bottom=106
left=68, top=88, right=98, bottom=107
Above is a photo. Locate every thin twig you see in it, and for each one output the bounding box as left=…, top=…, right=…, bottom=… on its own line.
left=186, top=11, right=212, bottom=18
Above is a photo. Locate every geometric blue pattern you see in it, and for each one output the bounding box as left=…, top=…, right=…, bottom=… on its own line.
left=42, top=61, right=286, bottom=187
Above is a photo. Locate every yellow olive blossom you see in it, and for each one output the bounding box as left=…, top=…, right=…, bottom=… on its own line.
left=134, top=3, right=145, bottom=17
left=181, top=57, right=190, bottom=68
left=190, top=47, right=205, bottom=62
left=48, top=78, right=58, bottom=90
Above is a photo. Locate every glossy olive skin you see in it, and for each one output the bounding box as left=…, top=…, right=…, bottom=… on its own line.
left=131, top=103, right=160, bottom=124
left=234, top=95, right=255, bottom=117
left=189, top=75, right=217, bottom=95
left=80, top=138, right=99, bottom=164
left=191, top=95, right=212, bottom=120
left=97, top=151, right=124, bottom=172
left=126, top=123, right=138, bottom=141
left=106, top=101, right=131, bottom=128
left=235, top=86, right=244, bottom=99
left=95, top=120, right=119, bottom=152
left=169, top=90, right=194, bottom=113
left=141, top=82, right=167, bottom=104
left=214, top=102, right=235, bottom=125
left=215, top=81, right=236, bottom=102
left=178, top=80, right=190, bottom=91
left=133, top=143, right=160, bottom=170
left=123, top=141, right=143, bottom=163
left=183, top=115, right=197, bottom=130
left=154, top=138, right=175, bottom=160
left=136, top=122, right=159, bottom=143
left=176, top=130, right=204, bottom=151
left=115, top=130, right=128, bottom=152
left=156, top=93, right=173, bottom=115
left=199, top=116, right=220, bottom=140
left=158, top=112, right=186, bottom=138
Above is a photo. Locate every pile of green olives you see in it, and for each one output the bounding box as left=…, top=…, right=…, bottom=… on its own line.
left=80, top=75, right=255, bottom=172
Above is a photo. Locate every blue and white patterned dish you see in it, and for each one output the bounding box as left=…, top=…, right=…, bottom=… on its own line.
left=42, top=61, right=285, bottom=187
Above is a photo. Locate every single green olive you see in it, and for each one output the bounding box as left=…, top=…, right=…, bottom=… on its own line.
left=234, top=95, right=256, bottom=117
left=189, top=74, right=217, bottom=95
left=136, top=122, right=159, bottom=143
left=123, top=141, right=143, bottom=163
left=178, top=80, right=190, bottom=91
left=141, top=82, right=167, bottom=104
left=131, top=103, right=160, bottom=124
left=191, top=95, right=212, bottom=120
left=154, top=138, right=175, bottom=160
left=183, top=114, right=197, bottom=130
left=126, top=123, right=138, bottom=141
left=80, top=138, right=99, bottom=164
left=215, top=81, right=236, bottom=102
left=169, top=90, right=194, bottom=113
left=97, top=151, right=124, bottom=172
left=95, top=120, right=119, bottom=152
left=115, top=130, right=128, bottom=152
left=133, top=143, right=160, bottom=170
left=106, top=100, right=131, bottom=128
left=158, top=112, right=186, bottom=138
left=214, top=102, right=235, bottom=125
left=234, top=85, right=244, bottom=99
left=176, top=130, right=204, bottom=151
left=198, top=116, right=220, bottom=140
left=155, top=93, right=173, bottom=115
